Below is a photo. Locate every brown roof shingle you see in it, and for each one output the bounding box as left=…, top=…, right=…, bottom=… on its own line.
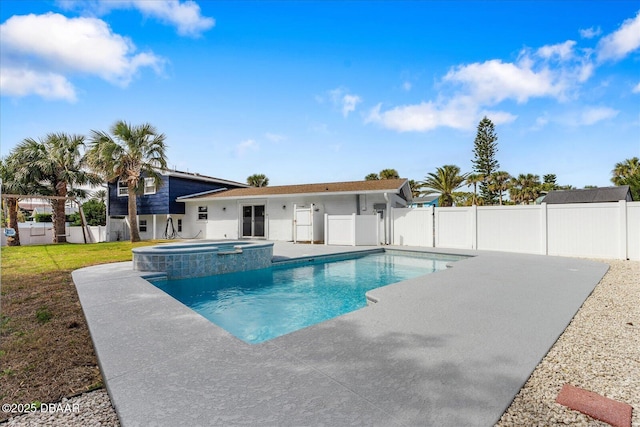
left=179, top=179, right=408, bottom=200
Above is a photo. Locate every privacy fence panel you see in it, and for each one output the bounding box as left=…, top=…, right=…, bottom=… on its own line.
left=627, top=202, right=640, bottom=261
left=476, top=205, right=544, bottom=254
left=325, top=213, right=380, bottom=246
left=435, top=207, right=473, bottom=249
left=391, top=207, right=433, bottom=247
left=547, top=202, right=625, bottom=259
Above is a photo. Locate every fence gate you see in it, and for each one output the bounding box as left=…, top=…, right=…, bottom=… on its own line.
left=294, top=204, right=313, bottom=243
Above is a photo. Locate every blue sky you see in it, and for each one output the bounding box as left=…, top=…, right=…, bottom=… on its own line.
left=1, top=1, right=639, bottom=189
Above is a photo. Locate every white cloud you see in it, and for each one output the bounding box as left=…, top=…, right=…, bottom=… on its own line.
left=235, top=139, right=258, bottom=157
left=443, top=59, right=565, bottom=104
left=129, top=1, right=214, bottom=37
left=366, top=98, right=516, bottom=133
left=341, top=94, right=362, bottom=117
left=579, top=26, right=602, bottom=39
left=402, top=81, right=412, bottom=91
left=0, top=67, right=76, bottom=101
left=633, top=82, right=640, bottom=94
left=58, top=0, right=215, bottom=37
left=596, top=11, right=640, bottom=62
left=0, top=12, right=164, bottom=100
left=536, top=40, right=577, bottom=61
left=368, top=35, right=598, bottom=133
left=328, top=87, right=361, bottom=117
left=579, top=106, right=619, bottom=125
left=553, top=106, right=619, bottom=127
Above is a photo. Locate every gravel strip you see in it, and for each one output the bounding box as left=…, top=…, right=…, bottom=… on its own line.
left=5, top=260, right=638, bottom=426
left=4, top=389, right=118, bottom=427
left=498, top=260, right=639, bottom=427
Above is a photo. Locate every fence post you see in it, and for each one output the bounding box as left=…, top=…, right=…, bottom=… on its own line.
left=471, top=205, right=478, bottom=250
left=351, top=213, right=356, bottom=246
left=376, top=211, right=381, bottom=246
left=540, top=203, right=548, bottom=255
left=619, top=200, right=628, bottom=260
left=324, top=213, right=328, bottom=245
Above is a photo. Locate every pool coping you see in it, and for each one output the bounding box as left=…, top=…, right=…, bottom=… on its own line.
left=72, top=242, right=609, bottom=426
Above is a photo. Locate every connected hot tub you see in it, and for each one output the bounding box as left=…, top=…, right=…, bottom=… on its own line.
left=132, top=240, right=274, bottom=279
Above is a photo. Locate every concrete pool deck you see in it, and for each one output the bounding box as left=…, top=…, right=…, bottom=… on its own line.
left=72, top=242, right=609, bottom=426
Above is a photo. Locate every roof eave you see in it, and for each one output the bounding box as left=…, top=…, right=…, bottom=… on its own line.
left=179, top=188, right=405, bottom=202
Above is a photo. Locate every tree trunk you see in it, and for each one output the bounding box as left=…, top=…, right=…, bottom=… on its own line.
left=128, top=185, right=141, bottom=242
left=7, top=197, right=21, bottom=246
left=52, top=183, right=68, bottom=243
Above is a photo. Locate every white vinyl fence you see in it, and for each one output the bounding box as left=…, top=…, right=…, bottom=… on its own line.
left=1, top=224, right=107, bottom=246
left=392, top=207, right=434, bottom=247
left=324, top=213, right=379, bottom=246
left=391, top=201, right=640, bottom=260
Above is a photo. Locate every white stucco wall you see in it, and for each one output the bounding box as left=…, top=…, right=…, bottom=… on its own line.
left=181, top=191, right=405, bottom=242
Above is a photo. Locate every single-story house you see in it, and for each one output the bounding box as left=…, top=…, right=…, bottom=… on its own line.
left=542, top=185, right=632, bottom=204
left=107, top=169, right=247, bottom=241
left=177, top=178, right=412, bottom=244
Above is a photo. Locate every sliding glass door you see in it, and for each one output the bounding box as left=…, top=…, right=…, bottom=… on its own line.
left=242, top=205, right=265, bottom=238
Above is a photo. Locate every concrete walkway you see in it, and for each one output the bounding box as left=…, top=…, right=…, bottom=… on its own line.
left=73, top=243, right=608, bottom=426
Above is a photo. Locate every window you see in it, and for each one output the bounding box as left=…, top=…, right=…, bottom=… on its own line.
left=139, top=219, right=147, bottom=232
left=177, top=219, right=183, bottom=232
left=143, top=177, right=156, bottom=195
left=198, top=206, right=208, bottom=220
left=117, top=181, right=128, bottom=197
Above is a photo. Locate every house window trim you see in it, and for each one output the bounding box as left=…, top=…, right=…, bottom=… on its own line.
left=197, top=206, right=208, bottom=221
left=117, top=181, right=128, bottom=197
left=143, top=177, right=156, bottom=195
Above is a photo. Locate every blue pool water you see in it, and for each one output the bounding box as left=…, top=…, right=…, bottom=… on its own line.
left=152, top=251, right=460, bottom=344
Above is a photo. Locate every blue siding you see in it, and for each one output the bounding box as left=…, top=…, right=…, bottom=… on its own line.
left=108, top=181, right=127, bottom=216
left=168, top=177, right=230, bottom=214
left=109, top=174, right=243, bottom=216
left=108, top=176, right=170, bottom=216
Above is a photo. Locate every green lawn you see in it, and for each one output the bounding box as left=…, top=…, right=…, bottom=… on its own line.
left=0, top=240, right=169, bottom=420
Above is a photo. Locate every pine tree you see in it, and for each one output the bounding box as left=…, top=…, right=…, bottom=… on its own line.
left=472, top=116, right=500, bottom=204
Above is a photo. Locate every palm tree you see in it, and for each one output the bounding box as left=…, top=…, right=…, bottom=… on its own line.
left=247, top=173, right=269, bottom=187
left=87, top=121, right=167, bottom=242
left=420, top=165, right=467, bottom=207
left=365, top=173, right=379, bottom=181
left=0, top=155, right=38, bottom=246
left=91, top=189, right=108, bottom=205
left=465, top=173, right=484, bottom=206
left=611, top=157, right=640, bottom=200
left=408, top=179, right=421, bottom=198
left=12, top=133, right=102, bottom=243
left=488, top=171, right=511, bottom=205
left=379, top=168, right=400, bottom=180
left=509, top=174, right=540, bottom=204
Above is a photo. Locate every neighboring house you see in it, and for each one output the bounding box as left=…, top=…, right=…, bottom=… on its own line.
left=177, top=178, right=412, bottom=244
left=542, top=186, right=632, bottom=204
left=107, top=170, right=247, bottom=241
left=19, top=198, right=78, bottom=219
left=409, top=195, right=439, bottom=208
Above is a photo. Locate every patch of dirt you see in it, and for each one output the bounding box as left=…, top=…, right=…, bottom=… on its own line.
left=0, top=271, right=102, bottom=421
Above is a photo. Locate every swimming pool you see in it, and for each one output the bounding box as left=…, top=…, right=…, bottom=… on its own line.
left=152, top=251, right=463, bottom=344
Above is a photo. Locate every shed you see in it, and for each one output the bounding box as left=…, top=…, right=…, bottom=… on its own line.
left=542, top=186, right=632, bottom=204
